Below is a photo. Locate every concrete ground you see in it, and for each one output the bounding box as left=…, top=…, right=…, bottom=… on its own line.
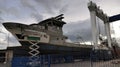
left=1, top=60, right=120, bottom=67
left=0, top=62, right=11, bottom=67
left=51, top=60, right=120, bottom=67
left=0, top=63, right=6, bottom=67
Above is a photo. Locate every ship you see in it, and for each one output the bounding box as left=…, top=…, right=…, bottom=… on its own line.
left=2, top=14, right=114, bottom=67
left=3, top=14, right=93, bottom=58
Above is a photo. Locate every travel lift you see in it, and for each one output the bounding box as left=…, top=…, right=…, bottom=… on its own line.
left=88, top=1, right=120, bottom=58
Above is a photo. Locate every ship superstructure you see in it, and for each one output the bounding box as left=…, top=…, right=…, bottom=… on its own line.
left=3, top=14, right=66, bottom=45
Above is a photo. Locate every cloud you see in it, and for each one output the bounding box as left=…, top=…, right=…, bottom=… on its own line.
left=63, top=18, right=106, bottom=42
left=30, top=13, right=43, bottom=22
left=0, top=0, right=22, bottom=18
left=35, top=0, right=63, bottom=14
left=0, top=0, right=43, bottom=23
left=59, top=5, right=69, bottom=14
left=21, top=1, right=43, bottom=21
left=0, top=0, right=120, bottom=48
left=20, top=0, right=44, bottom=22
left=0, top=0, right=120, bottom=22
left=63, top=19, right=92, bottom=42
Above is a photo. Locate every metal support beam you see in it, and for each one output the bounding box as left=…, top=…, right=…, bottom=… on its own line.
left=90, top=11, right=98, bottom=49
left=109, top=14, right=120, bottom=22
left=104, top=22, right=112, bottom=48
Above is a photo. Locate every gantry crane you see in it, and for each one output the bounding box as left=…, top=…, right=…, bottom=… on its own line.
left=88, top=1, right=120, bottom=58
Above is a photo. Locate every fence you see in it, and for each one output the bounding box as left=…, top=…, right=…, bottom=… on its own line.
left=0, top=49, right=120, bottom=67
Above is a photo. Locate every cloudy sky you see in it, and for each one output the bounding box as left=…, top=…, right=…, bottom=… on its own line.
left=0, top=0, right=120, bottom=49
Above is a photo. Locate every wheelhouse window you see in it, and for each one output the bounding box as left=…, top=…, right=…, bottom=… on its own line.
left=27, top=36, right=40, bottom=41
left=44, top=35, right=47, bottom=38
